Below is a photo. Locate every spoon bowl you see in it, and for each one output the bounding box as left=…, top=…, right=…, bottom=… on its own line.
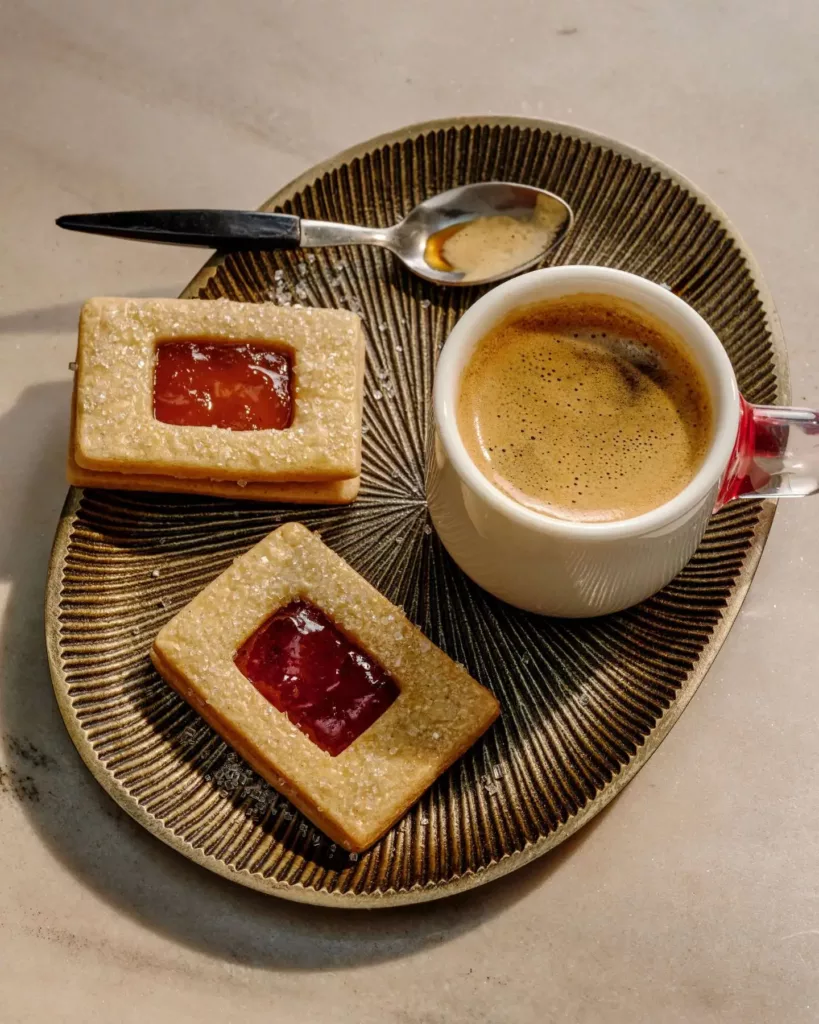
left=388, top=182, right=573, bottom=286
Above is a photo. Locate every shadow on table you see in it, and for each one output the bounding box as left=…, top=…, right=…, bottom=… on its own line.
left=0, top=380, right=616, bottom=973
left=0, top=287, right=182, bottom=337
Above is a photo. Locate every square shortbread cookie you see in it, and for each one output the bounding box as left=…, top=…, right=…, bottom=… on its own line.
left=73, top=298, right=364, bottom=482
left=151, top=523, right=500, bottom=851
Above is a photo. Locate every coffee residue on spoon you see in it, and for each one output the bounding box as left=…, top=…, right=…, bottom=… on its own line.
left=425, top=195, right=566, bottom=282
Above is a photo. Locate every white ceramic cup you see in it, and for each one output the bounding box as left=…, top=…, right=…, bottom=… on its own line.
left=428, top=265, right=818, bottom=617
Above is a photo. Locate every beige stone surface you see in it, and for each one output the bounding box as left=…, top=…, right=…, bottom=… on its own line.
left=1, top=1, right=818, bottom=1021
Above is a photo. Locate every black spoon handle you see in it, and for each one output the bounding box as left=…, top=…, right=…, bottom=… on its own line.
left=55, top=209, right=301, bottom=250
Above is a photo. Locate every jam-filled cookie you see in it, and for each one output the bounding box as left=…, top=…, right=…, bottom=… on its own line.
left=69, top=297, right=364, bottom=499
left=151, top=523, right=500, bottom=852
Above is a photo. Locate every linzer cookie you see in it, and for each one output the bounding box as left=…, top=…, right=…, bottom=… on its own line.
left=69, top=297, right=364, bottom=499
left=151, top=523, right=500, bottom=852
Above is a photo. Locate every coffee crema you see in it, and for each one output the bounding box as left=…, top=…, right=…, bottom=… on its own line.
left=456, top=294, right=713, bottom=523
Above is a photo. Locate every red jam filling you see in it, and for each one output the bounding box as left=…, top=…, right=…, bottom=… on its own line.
left=234, top=600, right=400, bottom=756
left=153, top=340, right=293, bottom=430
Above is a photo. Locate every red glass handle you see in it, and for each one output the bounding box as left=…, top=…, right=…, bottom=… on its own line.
left=717, top=397, right=819, bottom=509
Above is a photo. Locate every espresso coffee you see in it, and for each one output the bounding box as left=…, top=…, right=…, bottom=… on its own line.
left=457, top=294, right=713, bottom=522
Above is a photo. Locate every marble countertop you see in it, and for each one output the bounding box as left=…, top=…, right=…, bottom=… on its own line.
left=1, top=1, right=818, bottom=1021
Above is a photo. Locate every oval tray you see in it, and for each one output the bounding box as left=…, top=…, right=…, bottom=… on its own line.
left=46, top=117, right=786, bottom=907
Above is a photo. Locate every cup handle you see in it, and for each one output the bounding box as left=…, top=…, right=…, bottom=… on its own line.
left=717, top=397, right=819, bottom=509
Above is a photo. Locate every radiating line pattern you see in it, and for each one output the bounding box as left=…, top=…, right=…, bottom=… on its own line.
left=48, top=120, right=784, bottom=906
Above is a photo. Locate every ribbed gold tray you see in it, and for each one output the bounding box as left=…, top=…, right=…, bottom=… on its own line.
left=46, top=117, right=786, bottom=907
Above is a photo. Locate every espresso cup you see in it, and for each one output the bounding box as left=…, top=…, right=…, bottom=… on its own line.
left=428, top=266, right=819, bottom=617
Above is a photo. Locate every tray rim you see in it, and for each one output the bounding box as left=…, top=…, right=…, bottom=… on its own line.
left=46, top=115, right=785, bottom=909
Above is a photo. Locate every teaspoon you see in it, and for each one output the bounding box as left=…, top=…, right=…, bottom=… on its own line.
left=56, top=182, right=573, bottom=288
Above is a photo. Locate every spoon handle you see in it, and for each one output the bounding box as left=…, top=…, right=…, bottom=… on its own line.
left=300, top=220, right=391, bottom=249
left=55, top=209, right=301, bottom=250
